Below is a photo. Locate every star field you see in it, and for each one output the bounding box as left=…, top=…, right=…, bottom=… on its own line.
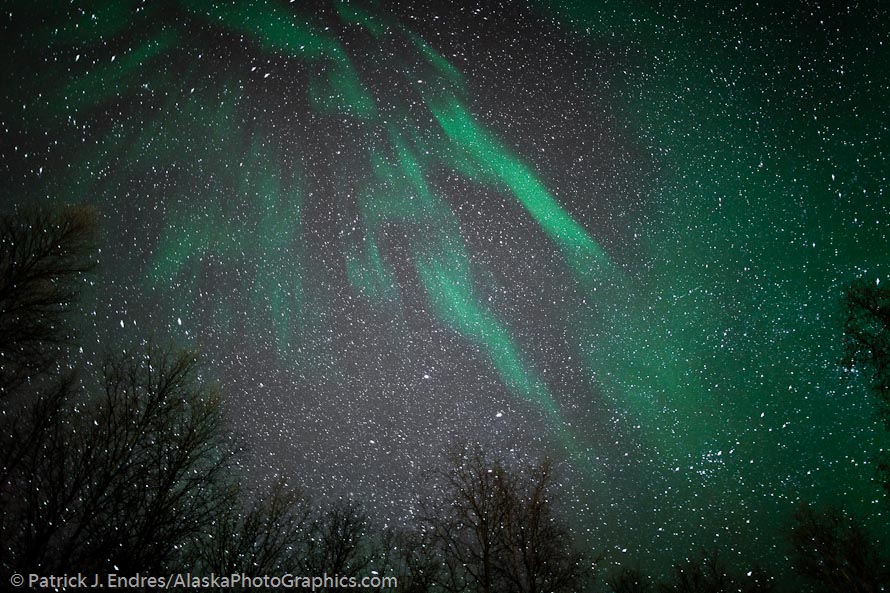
left=1, top=0, right=888, bottom=579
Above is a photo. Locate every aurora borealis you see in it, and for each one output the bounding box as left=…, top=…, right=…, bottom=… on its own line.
left=2, top=0, right=889, bottom=580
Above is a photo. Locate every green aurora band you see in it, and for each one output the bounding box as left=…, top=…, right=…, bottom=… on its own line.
left=3, top=0, right=889, bottom=572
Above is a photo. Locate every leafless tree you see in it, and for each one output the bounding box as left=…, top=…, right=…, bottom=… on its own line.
left=0, top=205, right=97, bottom=572
left=788, top=504, right=886, bottom=593
left=656, top=550, right=732, bottom=593
left=607, top=566, right=653, bottom=593
left=1, top=344, right=237, bottom=574
left=426, top=445, right=510, bottom=593
left=422, top=444, right=595, bottom=593
left=0, top=206, right=96, bottom=398
left=0, top=206, right=97, bottom=531
left=843, top=280, right=890, bottom=496
left=378, top=526, right=442, bottom=593
left=303, top=499, right=375, bottom=588
left=498, top=457, right=591, bottom=593
left=0, top=206, right=373, bottom=583
left=656, top=549, right=775, bottom=593
left=191, top=479, right=313, bottom=577
left=844, top=280, right=890, bottom=420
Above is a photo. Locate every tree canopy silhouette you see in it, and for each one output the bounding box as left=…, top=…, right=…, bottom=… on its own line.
left=788, top=503, right=886, bottom=593
left=0, top=206, right=96, bottom=398
left=844, top=279, right=890, bottom=426
left=419, top=444, right=595, bottom=593
left=0, top=208, right=237, bottom=574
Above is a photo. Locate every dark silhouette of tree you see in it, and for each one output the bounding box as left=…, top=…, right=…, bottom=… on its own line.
left=657, top=553, right=728, bottom=593
left=655, top=549, right=774, bottom=593
left=0, top=206, right=97, bottom=519
left=844, top=279, right=890, bottom=495
left=607, top=566, right=653, bottom=593
left=191, top=479, right=312, bottom=576
left=2, top=344, right=237, bottom=574
left=788, top=503, right=886, bottom=593
left=0, top=206, right=98, bottom=573
left=193, top=484, right=395, bottom=592
left=0, top=207, right=240, bottom=575
left=0, top=373, right=79, bottom=571
left=498, top=457, right=592, bottom=593
left=379, top=526, right=442, bottom=593
left=427, top=445, right=511, bottom=593
left=422, top=445, right=595, bottom=593
left=304, top=499, right=376, bottom=589
left=844, top=279, right=890, bottom=423
left=0, top=206, right=96, bottom=398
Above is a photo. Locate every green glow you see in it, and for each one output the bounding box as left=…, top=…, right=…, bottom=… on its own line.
left=409, top=32, right=465, bottom=87
left=534, top=0, right=890, bottom=568
left=429, top=97, right=611, bottom=281
left=336, top=1, right=388, bottom=38
left=417, top=251, right=558, bottom=419
left=49, top=28, right=179, bottom=119
left=9, top=2, right=888, bottom=576
left=308, top=61, right=378, bottom=119
left=346, top=237, right=400, bottom=305
left=183, top=0, right=333, bottom=59
left=243, top=142, right=305, bottom=356
left=47, top=0, right=145, bottom=45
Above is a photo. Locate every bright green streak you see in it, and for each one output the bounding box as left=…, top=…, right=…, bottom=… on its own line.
left=429, top=97, right=611, bottom=281
left=408, top=32, right=465, bottom=87
left=345, top=237, right=399, bottom=305
left=417, top=252, right=559, bottom=420
left=12, top=0, right=603, bottom=475
left=10, top=0, right=599, bottom=458
left=414, top=234, right=582, bottom=458
left=346, top=125, right=576, bottom=446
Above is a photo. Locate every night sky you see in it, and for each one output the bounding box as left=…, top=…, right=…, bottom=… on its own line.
left=2, top=0, right=889, bottom=578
